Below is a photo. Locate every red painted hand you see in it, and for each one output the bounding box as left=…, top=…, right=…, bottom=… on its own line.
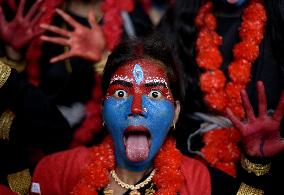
left=226, top=81, right=284, bottom=158
left=0, top=0, right=45, bottom=50
left=40, top=9, right=106, bottom=63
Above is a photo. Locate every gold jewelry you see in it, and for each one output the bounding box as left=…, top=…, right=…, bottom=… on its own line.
left=145, top=183, right=155, bottom=195
left=236, top=182, right=264, bottom=195
left=64, top=44, right=73, bottom=74
left=0, top=110, right=15, bottom=140
left=103, top=185, right=114, bottom=195
left=110, top=169, right=156, bottom=195
left=94, top=51, right=110, bottom=75
left=7, top=169, right=31, bottom=195
left=0, top=60, right=11, bottom=88
left=0, top=57, right=25, bottom=73
left=241, top=155, right=271, bottom=176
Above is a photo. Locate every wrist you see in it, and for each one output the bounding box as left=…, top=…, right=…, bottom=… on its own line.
left=0, top=56, right=26, bottom=73
left=240, top=155, right=271, bottom=176
left=5, top=46, right=23, bottom=61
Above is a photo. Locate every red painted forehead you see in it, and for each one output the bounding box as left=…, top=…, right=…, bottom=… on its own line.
left=110, top=59, right=169, bottom=85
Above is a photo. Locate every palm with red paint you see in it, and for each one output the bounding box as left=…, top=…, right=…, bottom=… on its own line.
left=0, top=0, right=45, bottom=50
left=40, top=9, right=106, bottom=63
left=227, top=81, right=284, bottom=158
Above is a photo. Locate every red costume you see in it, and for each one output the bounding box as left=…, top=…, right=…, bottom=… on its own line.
left=31, top=146, right=211, bottom=195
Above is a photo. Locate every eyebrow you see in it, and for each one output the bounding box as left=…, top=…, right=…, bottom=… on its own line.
left=110, top=80, right=133, bottom=87
left=145, top=82, right=167, bottom=88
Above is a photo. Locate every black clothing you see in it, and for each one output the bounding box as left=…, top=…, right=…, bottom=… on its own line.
left=0, top=68, right=71, bottom=184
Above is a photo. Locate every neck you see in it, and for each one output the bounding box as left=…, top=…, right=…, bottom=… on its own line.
left=66, top=0, right=102, bottom=18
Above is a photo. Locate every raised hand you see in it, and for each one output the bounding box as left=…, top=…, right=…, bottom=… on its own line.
left=226, top=81, right=284, bottom=158
left=0, top=0, right=45, bottom=50
left=40, top=9, right=106, bottom=63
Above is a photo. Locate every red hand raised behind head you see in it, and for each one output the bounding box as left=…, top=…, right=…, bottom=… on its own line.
left=0, top=0, right=45, bottom=50
left=226, top=81, right=284, bottom=158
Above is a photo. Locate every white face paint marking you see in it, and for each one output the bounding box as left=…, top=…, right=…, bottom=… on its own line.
left=110, top=75, right=133, bottom=84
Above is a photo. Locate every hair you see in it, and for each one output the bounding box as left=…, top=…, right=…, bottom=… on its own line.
left=102, top=33, right=184, bottom=104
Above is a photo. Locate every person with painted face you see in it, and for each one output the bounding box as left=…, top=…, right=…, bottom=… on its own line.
left=157, top=0, right=284, bottom=194
left=29, top=34, right=283, bottom=195
left=29, top=35, right=209, bottom=195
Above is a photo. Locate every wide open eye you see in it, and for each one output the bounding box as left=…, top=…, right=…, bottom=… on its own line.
left=148, top=90, right=162, bottom=99
left=113, top=89, right=128, bottom=99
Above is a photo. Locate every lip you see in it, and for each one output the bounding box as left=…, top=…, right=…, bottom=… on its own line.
left=124, top=126, right=149, bottom=133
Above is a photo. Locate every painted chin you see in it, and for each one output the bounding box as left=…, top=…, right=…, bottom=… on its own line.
left=123, top=126, right=152, bottom=162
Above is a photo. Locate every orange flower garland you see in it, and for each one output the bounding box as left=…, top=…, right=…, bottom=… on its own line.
left=195, top=0, right=267, bottom=176
left=71, top=136, right=184, bottom=194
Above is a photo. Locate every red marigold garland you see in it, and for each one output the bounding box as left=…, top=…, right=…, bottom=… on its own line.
left=71, top=136, right=184, bottom=195
left=195, top=0, right=267, bottom=176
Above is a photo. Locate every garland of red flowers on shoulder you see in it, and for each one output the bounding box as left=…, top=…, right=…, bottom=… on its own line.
left=195, top=0, right=267, bottom=176
left=71, top=135, right=184, bottom=195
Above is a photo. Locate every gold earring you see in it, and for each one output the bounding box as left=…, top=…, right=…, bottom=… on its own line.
left=173, top=124, right=176, bottom=130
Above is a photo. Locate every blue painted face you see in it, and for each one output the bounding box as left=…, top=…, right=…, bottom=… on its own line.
left=103, top=59, right=175, bottom=171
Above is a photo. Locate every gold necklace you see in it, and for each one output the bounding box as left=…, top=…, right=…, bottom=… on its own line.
left=110, top=169, right=156, bottom=195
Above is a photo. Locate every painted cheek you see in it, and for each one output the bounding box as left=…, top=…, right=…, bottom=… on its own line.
left=144, top=96, right=175, bottom=134
left=103, top=97, right=131, bottom=132
left=145, top=97, right=175, bottom=157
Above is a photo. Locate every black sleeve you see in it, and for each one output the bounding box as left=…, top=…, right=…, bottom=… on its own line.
left=1, top=69, right=72, bottom=153
left=208, top=166, right=240, bottom=195
left=0, top=68, right=73, bottom=188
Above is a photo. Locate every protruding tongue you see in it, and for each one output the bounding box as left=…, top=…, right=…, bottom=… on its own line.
left=125, top=134, right=149, bottom=162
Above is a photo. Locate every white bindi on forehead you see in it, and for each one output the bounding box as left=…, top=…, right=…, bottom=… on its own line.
left=133, top=64, right=144, bottom=85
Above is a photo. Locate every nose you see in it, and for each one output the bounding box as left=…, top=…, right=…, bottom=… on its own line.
left=130, top=93, right=146, bottom=116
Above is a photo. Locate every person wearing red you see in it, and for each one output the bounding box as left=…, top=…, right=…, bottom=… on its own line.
left=30, top=35, right=284, bottom=195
